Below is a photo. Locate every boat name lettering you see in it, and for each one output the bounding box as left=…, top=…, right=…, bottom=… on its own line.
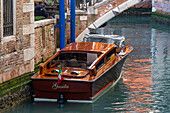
left=52, top=82, right=69, bottom=90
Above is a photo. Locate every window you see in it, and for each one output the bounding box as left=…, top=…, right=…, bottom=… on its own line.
left=106, top=48, right=115, bottom=61
left=3, top=0, right=13, bottom=37
left=96, top=58, right=105, bottom=70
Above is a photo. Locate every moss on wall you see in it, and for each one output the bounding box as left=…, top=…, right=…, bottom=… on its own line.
left=0, top=72, right=34, bottom=97
left=0, top=85, right=32, bottom=112
left=151, top=12, right=170, bottom=25
left=125, top=8, right=152, bottom=13
left=0, top=72, right=34, bottom=112
left=152, top=12, right=170, bottom=20
left=35, top=16, right=46, bottom=21
left=120, top=8, right=152, bottom=16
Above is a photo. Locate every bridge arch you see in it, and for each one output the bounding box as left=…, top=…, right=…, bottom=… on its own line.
left=75, top=0, right=143, bottom=42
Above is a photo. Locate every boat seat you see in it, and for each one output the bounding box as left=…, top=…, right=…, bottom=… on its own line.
left=67, top=59, right=79, bottom=67
left=67, top=60, right=87, bottom=68
left=81, top=63, right=87, bottom=68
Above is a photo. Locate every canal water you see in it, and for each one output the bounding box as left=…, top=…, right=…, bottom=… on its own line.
left=5, top=16, right=170, bottom=113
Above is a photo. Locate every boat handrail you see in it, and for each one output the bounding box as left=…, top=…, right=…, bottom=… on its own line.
left=83, top=34, right=125, bottom=41
left=40, top=52, right=60, bottom=74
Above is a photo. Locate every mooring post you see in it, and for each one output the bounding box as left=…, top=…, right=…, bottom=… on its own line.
left=59, top=0, right=65, bottom=49
left=71, top=0, right=75, bottom=43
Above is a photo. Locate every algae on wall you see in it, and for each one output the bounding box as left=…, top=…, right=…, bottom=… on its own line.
left=0, top=72, right=34, bottom=112
left=151, top=12, right=170, bottom=24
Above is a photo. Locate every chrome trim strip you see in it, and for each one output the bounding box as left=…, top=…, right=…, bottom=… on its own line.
left=34, top=98, right=57, bottom=102
left=34, top=98, right=93, bottom=103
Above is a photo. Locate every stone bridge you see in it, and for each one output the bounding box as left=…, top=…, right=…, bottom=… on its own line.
left=69, top=0, right=144, bottom=42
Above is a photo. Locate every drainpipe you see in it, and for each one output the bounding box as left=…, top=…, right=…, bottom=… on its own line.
left=71, top=0, right=75, bottom=43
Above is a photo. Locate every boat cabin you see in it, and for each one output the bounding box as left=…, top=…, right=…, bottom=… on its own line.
left=39, top=42, right=118, bottom=79
left=32, top=36, right=133, bottom=102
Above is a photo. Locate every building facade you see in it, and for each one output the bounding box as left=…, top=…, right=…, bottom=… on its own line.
left=0, top=0, right=35, bottom=83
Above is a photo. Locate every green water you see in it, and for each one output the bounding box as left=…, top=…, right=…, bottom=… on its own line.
left=5, top=16, right=170, bottom=113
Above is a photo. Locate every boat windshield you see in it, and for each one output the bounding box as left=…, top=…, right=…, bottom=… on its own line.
left=83, top=34, right=125, bottom=48
left=51, top=52, right=101, bottom=69
left=85, top=38, right=114, bottom=44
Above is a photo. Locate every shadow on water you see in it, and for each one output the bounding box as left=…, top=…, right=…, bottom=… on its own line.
left=4, top=16, right=170, bottom=113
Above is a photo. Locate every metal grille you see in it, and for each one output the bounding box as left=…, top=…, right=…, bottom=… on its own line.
left=3, top=0, right=13, bottom=37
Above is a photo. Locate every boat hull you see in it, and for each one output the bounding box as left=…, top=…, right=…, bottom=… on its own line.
left=32, top=56, right=127, bottom=103
left=92, top=55, right=127, bottom=98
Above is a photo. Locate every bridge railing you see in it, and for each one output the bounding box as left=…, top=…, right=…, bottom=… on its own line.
left=67, top=0, right=103, bottom=10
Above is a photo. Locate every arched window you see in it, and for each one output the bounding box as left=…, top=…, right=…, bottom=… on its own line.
left=3, top=0, right=13, bottom=37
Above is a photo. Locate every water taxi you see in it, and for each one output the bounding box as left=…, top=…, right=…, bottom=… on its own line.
left=32, top=35, right=133, bottom=103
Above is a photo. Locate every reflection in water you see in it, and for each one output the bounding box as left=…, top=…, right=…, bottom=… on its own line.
left=94, top=16, right=154, bottom=112
left=123, top=58, right=154, bottom=112
left=92, top=16, right=170, bottom=112
left=150, top=28, right=170, bottom=112
left=4, top=16, right=170, bottom=113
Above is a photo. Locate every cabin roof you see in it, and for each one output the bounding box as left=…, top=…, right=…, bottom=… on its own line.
left=61, top=42, right=116, bottom=53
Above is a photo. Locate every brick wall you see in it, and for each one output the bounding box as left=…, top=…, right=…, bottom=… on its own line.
left=132, top=0, right=152, bottom=8
left=153, top=0, right=170, bottom=15
left=97, top=0, right=127, bottom=17
left=0, top=1, right=1, bottom=40
left=34, top=19, right=56, bottom=64
left=34, top=27, right=42, bottom=63
left=0, top=0, right=34, bottom=83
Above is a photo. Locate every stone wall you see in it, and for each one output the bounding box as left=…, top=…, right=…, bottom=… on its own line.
left=0, top=85, right=32, bottom=112
left=34, top=19, right=56, bottom=64
left=0, top=0, right=34, bottom=83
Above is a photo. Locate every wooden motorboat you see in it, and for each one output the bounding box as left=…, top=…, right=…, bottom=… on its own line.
left=32, top=35, right=133, bottom=103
